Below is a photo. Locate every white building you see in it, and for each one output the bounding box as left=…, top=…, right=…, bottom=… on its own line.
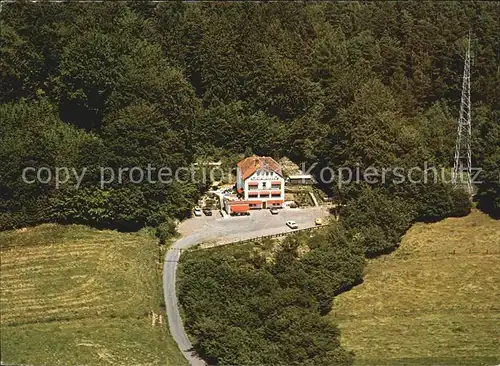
left=232, top=156, right=285, bottom=211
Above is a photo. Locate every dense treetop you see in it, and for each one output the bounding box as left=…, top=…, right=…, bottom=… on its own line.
left=178, top=228, right=365, bottom=365
left=1, top=3, right=497, bottom=364
left=1, top=2, right=498, bottom=230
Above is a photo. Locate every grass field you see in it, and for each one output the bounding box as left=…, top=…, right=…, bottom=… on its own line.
left=0, top=224, right=186, bottom=365
left=332, top=210, right=500, bottom=365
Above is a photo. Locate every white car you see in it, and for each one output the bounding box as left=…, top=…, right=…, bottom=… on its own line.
left=286, top=220, right=298, bottom=229
left=193, top=207, right=203, bottom=217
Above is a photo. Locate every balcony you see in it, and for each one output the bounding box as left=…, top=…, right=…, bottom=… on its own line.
left=247, top=182, right=259, bottom=190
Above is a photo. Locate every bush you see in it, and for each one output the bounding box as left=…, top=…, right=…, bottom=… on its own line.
left=48, top=187, right=113, bottom=228
left=449, top=188, right=472, bottom=217
left=341, top=187, right=416, bottom=257
left=476, top=171, right=500, bottom=218
left=137, top=226, right=157, bottom=238
left=0, top=213, right=15, bottom=231
left=155, top=219, right=177, bottom=245
left=0, top=197, right=51, bottom=231
left=205, top=198, right=217, bottom=209
left=405, top=182, right=471, bottom=222
left=300, top=226, right=365, bottom=314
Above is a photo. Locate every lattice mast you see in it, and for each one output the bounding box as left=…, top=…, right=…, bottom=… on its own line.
left=452, top=31, right=473, bottom=195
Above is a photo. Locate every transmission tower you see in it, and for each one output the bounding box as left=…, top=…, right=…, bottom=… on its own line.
left=452, top=31, right=473, bottom=195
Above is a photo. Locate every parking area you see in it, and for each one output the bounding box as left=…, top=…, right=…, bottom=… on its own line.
left=177, top=206, right=329, bottom=240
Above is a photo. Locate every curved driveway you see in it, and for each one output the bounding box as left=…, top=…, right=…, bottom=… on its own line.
left=163, top=207, right=328, bottom=365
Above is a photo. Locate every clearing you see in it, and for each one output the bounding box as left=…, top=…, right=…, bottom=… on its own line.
left=332, top=210, right=500, bottom=365
left=0, top=224, right=185, bottom=366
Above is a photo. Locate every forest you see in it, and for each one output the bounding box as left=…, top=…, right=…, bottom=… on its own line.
left=1, top=1, right=498, bottom=232
left=178, top=228, right=366, bottom=365
left=1, top=2, right=499, bottom=364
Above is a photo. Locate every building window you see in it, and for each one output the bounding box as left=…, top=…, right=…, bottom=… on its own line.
left=262, top=182, right=267, bottom=188
left=271, top=193, right=281, bottom=197
left=248, top=182, right=259, bottom=190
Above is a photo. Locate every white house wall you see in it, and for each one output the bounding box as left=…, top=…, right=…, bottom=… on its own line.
left=244, top=170, right=285, bottom=201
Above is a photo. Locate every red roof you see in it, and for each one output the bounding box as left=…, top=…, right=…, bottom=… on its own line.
left=231, top=204, right=249, bottom=213
left=237, top=156, right=283, bottom=181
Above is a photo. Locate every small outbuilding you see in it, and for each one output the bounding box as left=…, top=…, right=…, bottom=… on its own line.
left=287, top=174, right=316, bottom=185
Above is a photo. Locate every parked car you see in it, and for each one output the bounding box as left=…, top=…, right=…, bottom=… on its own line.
left=203, top=208, right=212, bottom=216
left=270, top=208, right=279, bottom=215
left=315, top=217, right=323, bottom=226
left=193, top=207, right=203, bottom=217
left=286, top=220, right=298, bottom=229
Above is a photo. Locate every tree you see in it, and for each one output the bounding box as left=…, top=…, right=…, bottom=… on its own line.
left=178, top=230, right=362, bottom=365
left=155, top=218, right=177, bottom=244
left=301, top=225, right=365, bottom=314
left=473, top=107, right=500, bottom=218
left=341, top=186, right=416, bottom=256
left=0, top=99, right=91, bottom=229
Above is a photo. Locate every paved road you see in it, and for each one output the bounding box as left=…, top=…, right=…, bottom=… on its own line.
left=163, top=207, right=328, bottom=366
